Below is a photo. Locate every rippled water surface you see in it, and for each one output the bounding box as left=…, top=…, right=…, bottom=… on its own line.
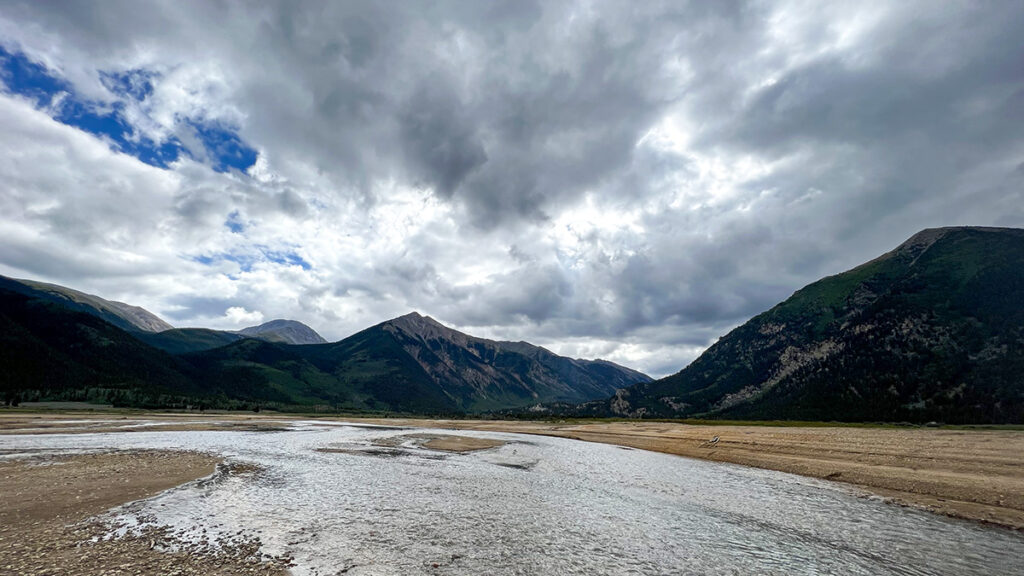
left=3, top=421, right=1022, bottom=575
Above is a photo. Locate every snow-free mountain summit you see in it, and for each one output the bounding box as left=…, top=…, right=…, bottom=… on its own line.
left=0, top=276, right=649, bottom=412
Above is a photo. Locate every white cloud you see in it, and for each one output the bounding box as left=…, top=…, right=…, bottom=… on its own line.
left=223, top=306, right=263, bottom=326
left=0, top=1, right=1022, bottom=377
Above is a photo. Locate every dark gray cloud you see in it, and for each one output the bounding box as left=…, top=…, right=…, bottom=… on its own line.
left=0, top=1, right=1022, bottom=376
left=398, top=80, right=488, bottom=198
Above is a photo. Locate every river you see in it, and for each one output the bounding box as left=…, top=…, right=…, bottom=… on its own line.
left=2, top=420, right=1021, bottom=575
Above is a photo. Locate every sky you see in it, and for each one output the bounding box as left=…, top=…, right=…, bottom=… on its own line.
left=0, top=1, right=1022, bottom=378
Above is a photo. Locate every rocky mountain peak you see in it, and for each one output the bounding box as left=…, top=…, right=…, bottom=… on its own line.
left=894, top=228, right=954, bottom=259
left=386, top=311, right=441, bottom=331
left=384, top=311, right=467, bottom=344
left=894, top=226, right=1024, bottom=261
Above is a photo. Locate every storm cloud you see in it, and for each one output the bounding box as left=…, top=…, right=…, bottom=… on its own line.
left=0, top=1, right=1022, bottom=376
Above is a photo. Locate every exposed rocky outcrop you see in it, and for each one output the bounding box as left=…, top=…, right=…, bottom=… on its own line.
left=576, top=227, right=1024, bottom=423
left=361, top=312, right=652, bottom=411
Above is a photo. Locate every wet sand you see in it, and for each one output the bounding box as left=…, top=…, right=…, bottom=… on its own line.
left=316, top=432, right=506, bottom=458
left=420, top=434, right=505, bottom=452
left=374, top=432, right=507, bottom=453
left=0, top=449, right=290, bottom=575
left=2, top=412, right=1022, bottom=530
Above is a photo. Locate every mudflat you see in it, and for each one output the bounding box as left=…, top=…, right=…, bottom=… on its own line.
left=2, top=412, right=1022, bottom=530
left=0, top=449, right=290, bottom=576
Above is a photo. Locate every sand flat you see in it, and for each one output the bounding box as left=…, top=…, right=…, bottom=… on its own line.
left=420, top=434, right=505, bottom=452
left=371, top=432, right=506, bottom=452
left=0, top=449, right=290, bottom=575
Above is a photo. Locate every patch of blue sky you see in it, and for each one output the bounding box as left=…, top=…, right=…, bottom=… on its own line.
left=222, top=253, right=256, bottom=272
left=260, top=247, right=313, bottom=270
left=0, top=45, right=67, bottom=104
left=189, top=119, right=259, bottom=173
left=55, top=96, right=184, bottom=167
left=225, top=211, right=246, bottom=233
left=100, top=69, right=156, bottom=101
left=193, top=247, right=312, bottom=272
left=191, top=252, right=255, bottom=272
left=0, top=45, right=256, bottom=173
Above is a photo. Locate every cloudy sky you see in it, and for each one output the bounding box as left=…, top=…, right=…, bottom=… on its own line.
left=1, top=1, right=1022, bottom=377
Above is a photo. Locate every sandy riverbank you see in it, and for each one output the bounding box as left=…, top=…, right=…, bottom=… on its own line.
left=0, top=449, right=290, bottom=575
left=2, top=411, right=1022, bottom=530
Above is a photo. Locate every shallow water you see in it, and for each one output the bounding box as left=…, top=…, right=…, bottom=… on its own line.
left=2, top=421, right=1022, bottom=575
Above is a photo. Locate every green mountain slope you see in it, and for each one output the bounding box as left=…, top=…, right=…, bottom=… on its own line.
left=183, top=333, right=455, bottom=413
left=0, top=281, right=648, bottom=413
left=581, top=227, right=1024, bottom=423
left=188, top=313, right=652, bottom=413
left=362, top=313, right=651, bottom=411
left=138, top=322, right=325, bottom=355
left=135, top=328, right=246, bottom=354
left=0, top=288, right=200, bottom=406
left=296, top=321, right=457, bottom=412
left=0, top=276, right=327, bottom=354
left=0, top=275, right=173, bottom=333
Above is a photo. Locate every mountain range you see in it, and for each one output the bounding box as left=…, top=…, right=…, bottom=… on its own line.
left=0, top=275, right=174, bottom=333
left=3, top=226, right=1022, bottom=422
left=0, top=275, right=649, bottom=412
left=566, top=227, right=1024, bottom=423
left=0, top=274, right=324, bottom=348
left=135, top=320, right=326, bottom=354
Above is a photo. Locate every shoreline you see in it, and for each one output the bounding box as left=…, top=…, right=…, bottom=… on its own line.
left=0, top=449, right=290, bottom=575
left=2, top=411, right=1022, bottom=530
